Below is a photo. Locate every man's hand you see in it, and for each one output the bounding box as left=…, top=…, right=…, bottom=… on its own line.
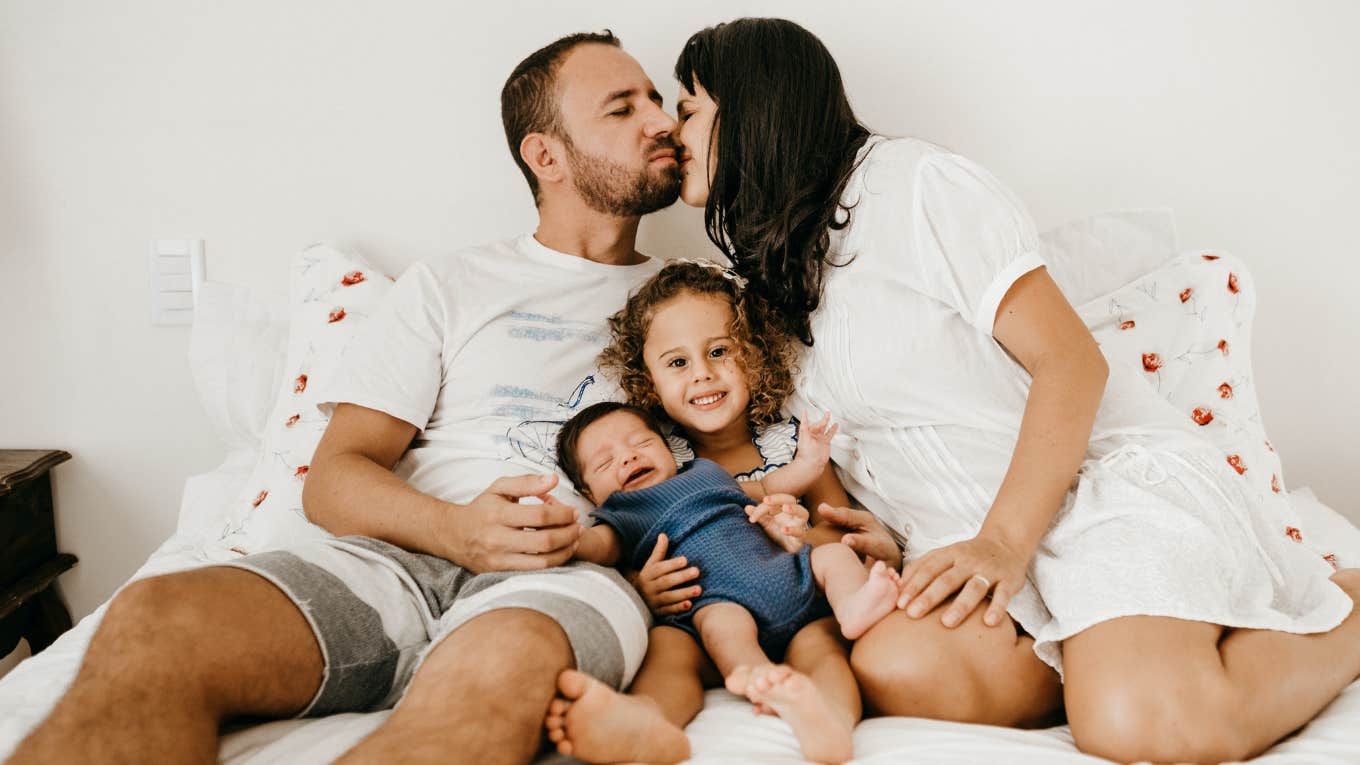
left=631, top=533, right=701, bottom=616
left=433, top=473, right=582, bottom=574
left=816, top=503, right=903, bottom=569
left=745, top=494, right=809, bottom=553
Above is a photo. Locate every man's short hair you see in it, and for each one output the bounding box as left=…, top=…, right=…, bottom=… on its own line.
left=501, top=31, right=621, bottom=204
left=556, top=401, right=665, bottom=498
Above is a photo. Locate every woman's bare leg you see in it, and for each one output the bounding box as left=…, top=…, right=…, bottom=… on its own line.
left=850, top=597, right=1062, bottom=727
left=1064, top=569, right=1360, bottom=764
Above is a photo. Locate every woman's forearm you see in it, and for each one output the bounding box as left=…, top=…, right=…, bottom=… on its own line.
left=980, top=351, right=1108, bottom=555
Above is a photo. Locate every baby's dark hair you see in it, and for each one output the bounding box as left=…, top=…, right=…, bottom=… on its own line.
left=556, top=401, right=667, bottom=498
left=598, top=260, right=797, bottom=428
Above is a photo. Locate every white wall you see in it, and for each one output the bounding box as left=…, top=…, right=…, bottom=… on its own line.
left=2, top=0, right=1356, bottom=631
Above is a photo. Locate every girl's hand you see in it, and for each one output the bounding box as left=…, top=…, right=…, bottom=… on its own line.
left=895, top=531, right=1030, bottom=628
left=792, top=411, right=838, bottom=470
left=631, top=533, right=702, bottom=616
left=745, top=494, right=809, bottom=553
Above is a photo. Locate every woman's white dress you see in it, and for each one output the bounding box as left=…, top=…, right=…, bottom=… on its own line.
left=789, top=135, right=1350, bottom=675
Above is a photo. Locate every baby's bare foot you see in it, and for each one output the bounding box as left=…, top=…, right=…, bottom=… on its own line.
left=543, top=669, right=689, bottom=763
left=836, top=560, right=901, bottom=640
left=749, top=666, right=855, bottom=764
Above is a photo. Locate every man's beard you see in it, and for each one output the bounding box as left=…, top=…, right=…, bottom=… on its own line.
left=563, top=136, right=682, bottom=216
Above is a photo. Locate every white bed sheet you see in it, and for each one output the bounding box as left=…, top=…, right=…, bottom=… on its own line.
left=2, top=458, right=1360, bottom=764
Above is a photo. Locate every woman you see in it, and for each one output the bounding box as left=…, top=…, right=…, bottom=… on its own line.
left=671, top=17, right=1360, bottom=763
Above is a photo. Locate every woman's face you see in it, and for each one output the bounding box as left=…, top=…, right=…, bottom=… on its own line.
left=675, top=80, right=718, bottom=208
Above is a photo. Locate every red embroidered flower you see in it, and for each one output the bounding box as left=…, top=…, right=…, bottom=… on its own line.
left=328, top=307, right=346, bottom=323
left=1179, top=288, right=1193, bottom=303
left=294, top=465, right=310, bottom=478
left=285, top=413, right=300, bottom=427
left=1142, top=353, right=1162, bottom=372
left=341, top=270, right=366, bottom=286
left=1271, top=474, right=1281, bottom=494
left=1119, top=320, right=1136, bottom=330
left=1192, top=407, right=1214, bottom=426
left=293, top=374, right=308, bottom=394
left=1227, top=272, right=1239, bottom=294
left=1226, top=454, right=1246, bottom=475
left=1323, top=553, right=1339, bottom=570
left=1218, top=383, right=1233, bottom=399
left=1217, top=339, right=1229, bottom=356
left=229, top=546, right=250, bottom=556
left=1265, top=440, right=1275, bottom=452
left=1202, top=254, right=1221, bottom=261
left=252, top=490, right=268, bottom=508
left=1285, top=526, right=1302, bottom=543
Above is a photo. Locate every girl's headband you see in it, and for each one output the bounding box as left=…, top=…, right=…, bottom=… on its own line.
left=668, top=257, right=749, bottom=289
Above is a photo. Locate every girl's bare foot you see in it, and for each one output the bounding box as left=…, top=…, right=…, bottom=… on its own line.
left=731, top=664, right=854, bottom=764
left=543, top=669, right=690, bottom=764
left=835, top=560, right=900, bottom=639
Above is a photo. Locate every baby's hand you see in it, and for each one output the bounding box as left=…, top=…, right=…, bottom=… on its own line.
left=745, top=494, right=809, bottom=553
left=792, top=411, right=838, bottom=470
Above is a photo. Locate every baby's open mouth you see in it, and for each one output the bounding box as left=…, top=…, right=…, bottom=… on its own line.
left=624, top=465, right=654, bottom=488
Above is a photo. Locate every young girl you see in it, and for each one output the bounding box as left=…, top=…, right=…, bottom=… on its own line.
left=543, top=259, right=899, bottom=765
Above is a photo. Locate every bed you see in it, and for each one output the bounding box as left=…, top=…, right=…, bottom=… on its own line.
left=3, top=210, right=1358, bottom=764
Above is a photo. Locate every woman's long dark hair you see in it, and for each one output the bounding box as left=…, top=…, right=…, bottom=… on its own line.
left=675, top=18, right=870, bottom=346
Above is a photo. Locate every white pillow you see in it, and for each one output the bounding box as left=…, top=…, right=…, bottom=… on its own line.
left=188, top=281, right=288, bottom=452
left=199, top=243, right=395, bottom=560
left=1079, top=251, right=1339, bottom=569
left=1038, top=208, right=1179, bottom=306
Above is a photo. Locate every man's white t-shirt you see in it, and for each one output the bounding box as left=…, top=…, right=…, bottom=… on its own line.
left=319, top=234, right=662, bottom=512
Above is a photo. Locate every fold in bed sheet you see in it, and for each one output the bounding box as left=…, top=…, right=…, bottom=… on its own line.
left=3, top=466, right=1359, bottom=764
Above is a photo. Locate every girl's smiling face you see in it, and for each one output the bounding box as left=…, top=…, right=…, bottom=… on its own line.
left=642, top=291, right=751, bottom=439
left=675, top=81, right=718, bottom=208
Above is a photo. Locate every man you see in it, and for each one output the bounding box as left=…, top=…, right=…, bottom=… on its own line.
left=9, top=31, right=682, bottom=765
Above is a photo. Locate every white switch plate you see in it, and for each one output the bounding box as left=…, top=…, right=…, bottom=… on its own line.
left=150, top=239, right=205, bottom=325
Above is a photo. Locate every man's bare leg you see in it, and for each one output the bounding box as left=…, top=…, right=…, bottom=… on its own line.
left=337, top=608, right=572, bottom=765
left=7, top=568, right=323, bottom=765
left=544, top=626, right=711, bottom=763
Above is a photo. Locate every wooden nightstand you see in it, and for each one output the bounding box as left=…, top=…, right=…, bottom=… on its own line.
left=0, top=450, right=78, bottom=656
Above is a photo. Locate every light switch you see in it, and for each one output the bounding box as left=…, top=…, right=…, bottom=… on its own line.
left=150, top=239, right=205, bottom=325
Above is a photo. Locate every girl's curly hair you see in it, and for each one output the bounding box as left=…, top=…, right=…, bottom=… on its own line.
left=599, top=260, right=798, bottom=428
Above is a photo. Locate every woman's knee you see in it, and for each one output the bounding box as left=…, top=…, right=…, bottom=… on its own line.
left=850, top=612, right=988, bottom=721
left=1068, top=680, right=1253, bottom=764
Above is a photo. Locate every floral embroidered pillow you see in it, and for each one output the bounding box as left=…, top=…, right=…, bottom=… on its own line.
left=199, top=243, right=395, bottom=560
left=1079, top=251, right=1335, bottom=568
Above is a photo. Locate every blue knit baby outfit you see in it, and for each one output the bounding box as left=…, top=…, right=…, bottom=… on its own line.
left=591, top=458, right=828, bottom=660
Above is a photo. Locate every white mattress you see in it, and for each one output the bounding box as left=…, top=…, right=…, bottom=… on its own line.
left=2, top=456, right=1360, bottom=764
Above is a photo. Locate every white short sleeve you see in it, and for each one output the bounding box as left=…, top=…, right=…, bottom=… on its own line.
left=316, top=261, right=449, bottom=430
left=911, top=152, right=1045, bottom=335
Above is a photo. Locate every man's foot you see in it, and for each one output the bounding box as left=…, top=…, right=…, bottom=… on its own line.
left=731, top=664, right=854, bottom=764
left=835, top=560, right=900, bottom=640
left=543, top=669, right=690, bottom=764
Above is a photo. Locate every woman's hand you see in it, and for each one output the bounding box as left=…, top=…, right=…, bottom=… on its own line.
left=895, top=531, right=1031, bottom=628
left=630, top=533, right=702, bottom=616
left=816, top=503, right=903, bottom=570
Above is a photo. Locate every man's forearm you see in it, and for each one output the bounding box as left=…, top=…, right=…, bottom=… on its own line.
left=303, top=451, right=456, bottom=558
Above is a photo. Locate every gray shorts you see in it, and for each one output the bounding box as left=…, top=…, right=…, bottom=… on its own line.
left=222, top=535, right=650, bottom=717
